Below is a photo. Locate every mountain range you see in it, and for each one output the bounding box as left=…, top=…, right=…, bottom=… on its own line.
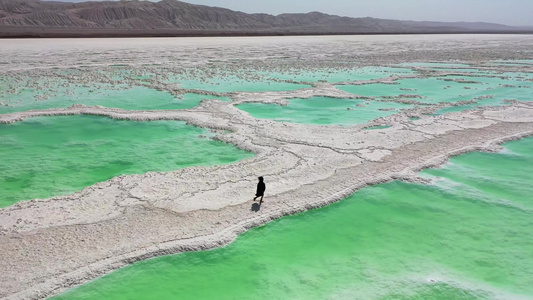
left=0, top=0, right=531, bottom=38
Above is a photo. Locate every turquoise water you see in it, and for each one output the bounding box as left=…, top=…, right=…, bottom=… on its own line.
left=427, top=68, right=494, bottom=75
left=260, top=66, right=415, bottom=83
left=365, top=125, right=391, bottom=130
left=401, top=62, right=472, bottom=68
left=0, top=116, right=252, bottom=207
left=486, top=61, right=533, bottom=66
left=165, top=63, right=421, bottom=92
left=3, top=65, right=530, bottom=116
left=432, top=100, right=507, bottom=116
left=236, top=97, right=412, bottom=125
left=167, top=73, right=311, bottom=93
left=0, top=81, right=229, bottom=113
left=338, top=77, right=488, bottom=103
left=338, top=74, right=533, bottom=106
left=55, top=137, right=533, bottom=300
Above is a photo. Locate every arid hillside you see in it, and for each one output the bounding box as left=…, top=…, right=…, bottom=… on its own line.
left=0, top=0, right=526, bottom=37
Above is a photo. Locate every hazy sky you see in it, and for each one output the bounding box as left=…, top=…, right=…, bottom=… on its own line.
left=178, top=0, right=532, bottom=26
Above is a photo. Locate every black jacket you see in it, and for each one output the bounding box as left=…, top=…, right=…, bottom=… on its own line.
left=256, top=182, right=266, bottom=196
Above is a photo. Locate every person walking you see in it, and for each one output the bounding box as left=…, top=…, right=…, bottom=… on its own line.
left=253, top=176, right=266, bottom=204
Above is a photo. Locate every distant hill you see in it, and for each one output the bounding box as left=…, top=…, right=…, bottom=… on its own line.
left=0, top=0, right=529, bottom=38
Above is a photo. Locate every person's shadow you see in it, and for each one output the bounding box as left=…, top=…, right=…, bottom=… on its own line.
left=251, top=202, right=261, bottom=212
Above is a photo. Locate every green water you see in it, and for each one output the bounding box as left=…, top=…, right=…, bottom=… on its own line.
left=0, top=116, right=252, bottom=207
left=365, top=125, right=391, bottom=130
left=444, top=76, right=533, bottom=102
left=236, top=97, right=412, bottom=125
left=260, top=66, right=415, bottom=83
left=55, top=137, right=533, bottom=300
left=428, top=68, right=494, bottom=75
left=338, top=74, right=533, bottom=108
left=338, top=77, right=488, bottom=103
left=430, top=75, right=533, bottom=115
left=400, top=62, right=472, bottom=68
left=0, top=80, right=229, bottom=113
left=167, top=73, right=311, bottom=93
left=487, top=61, right=533, bottom=67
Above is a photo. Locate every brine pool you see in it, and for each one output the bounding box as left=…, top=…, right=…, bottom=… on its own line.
left=0, top=83, right=231, bottom=113
left=236, top=97, right=412, bottom=126
left=54, top=137, right=533, bottom=300
left=0, top=115, right=252, bottom=207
